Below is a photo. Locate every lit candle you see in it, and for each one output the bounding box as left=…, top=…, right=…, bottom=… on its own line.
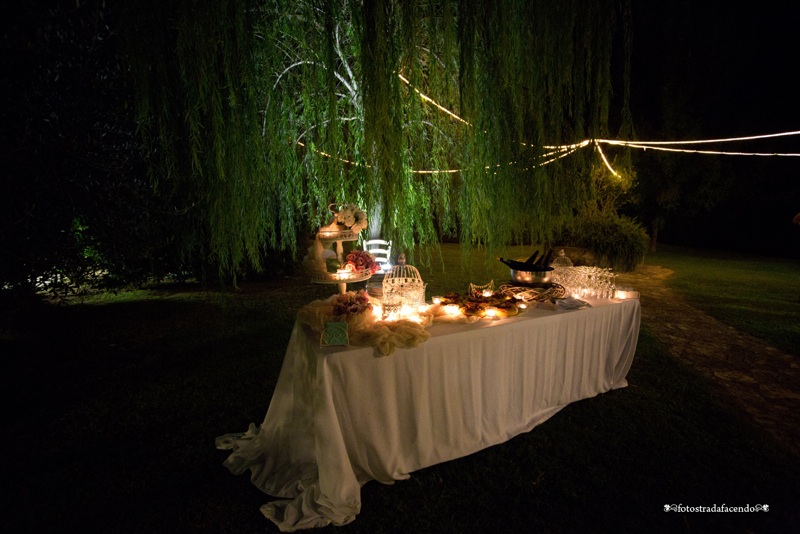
left=432, top=296, right=442, bottom=305
left=614, top=288, right=639, bottom=299
left=444, top=304, right=460, bottom=316
left=518, top=302, right=527, bottom=310
left=485, top=306, right=497, bottom=319
left=482, top=290, right=493, bottom=297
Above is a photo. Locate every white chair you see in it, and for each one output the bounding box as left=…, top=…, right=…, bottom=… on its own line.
left=363, top=239, right=392, bottom=274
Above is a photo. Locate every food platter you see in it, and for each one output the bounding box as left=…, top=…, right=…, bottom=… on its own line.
left=439, top=292, right=521, bottom=318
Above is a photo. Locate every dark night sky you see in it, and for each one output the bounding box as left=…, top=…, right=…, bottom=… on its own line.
left=632, top=3, right=799, bottom=137
left=630, top=3, right=799, bottom=255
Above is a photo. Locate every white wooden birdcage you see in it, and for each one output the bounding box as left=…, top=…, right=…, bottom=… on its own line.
left=382, top=254, right=426, bottom=307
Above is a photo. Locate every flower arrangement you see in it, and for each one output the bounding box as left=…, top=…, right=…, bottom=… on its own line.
left=345, top=249, right=381, bottom=274
left=334, top=203, right=368, bottom=234
left=332, top=290, right=372, bottom=319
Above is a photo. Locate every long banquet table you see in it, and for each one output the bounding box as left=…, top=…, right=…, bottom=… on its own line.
left=216, top=297, right=641, bottom=531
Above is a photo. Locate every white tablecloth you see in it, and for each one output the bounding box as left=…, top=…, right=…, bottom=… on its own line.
left=216, top=298, right=641, bottom=531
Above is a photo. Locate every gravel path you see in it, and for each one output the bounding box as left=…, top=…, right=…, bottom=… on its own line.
left=616, top=265, right=800, bottom=458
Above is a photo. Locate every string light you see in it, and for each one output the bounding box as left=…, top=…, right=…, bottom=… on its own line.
left=599, top=142, right=800, bottom=157
left=397, top=73, right=800, bottom=158
left=297, top=73, right=800, bottom=173
left=396, top=74, right=800, bottom=169
left=410, top=168, right=460, bottom=174
left=593, top=141, right=620, bottom=177
left=397, top=74, right=471, bottom=126
left=295, top=140, right=360, bottom=166
left=596, top=130, right=800, bottom=146
left=542, top=140, right=592, bottom=151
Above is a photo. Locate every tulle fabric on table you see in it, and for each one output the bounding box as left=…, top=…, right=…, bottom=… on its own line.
left=297, top=292, right=483, bottom=356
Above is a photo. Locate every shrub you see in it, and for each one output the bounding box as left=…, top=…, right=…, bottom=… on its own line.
left=552, top=212, right=649, bottom=272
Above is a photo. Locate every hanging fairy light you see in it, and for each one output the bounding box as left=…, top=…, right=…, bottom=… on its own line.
left=594, top=141, right=620, bottom=177
left=397, top=73, right=471, bottom=126
left=298, top=73, right=800, bottom=175
left=596, top=130, right=800, bottom=146
left=597, top=142, right=800, bottom=157
left=397, top=73, right=800, bottom=172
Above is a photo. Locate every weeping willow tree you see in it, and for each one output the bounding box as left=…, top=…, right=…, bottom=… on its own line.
left=119, top=0, right=631, bottom=277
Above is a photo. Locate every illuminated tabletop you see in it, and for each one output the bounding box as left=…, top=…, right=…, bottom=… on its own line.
left=216, top=297, right=641, bottom=530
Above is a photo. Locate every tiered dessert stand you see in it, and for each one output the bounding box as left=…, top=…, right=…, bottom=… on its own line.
left=305, top=206, right=372, bottom=294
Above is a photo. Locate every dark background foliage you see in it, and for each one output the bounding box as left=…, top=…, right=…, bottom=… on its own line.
left=1, top=1, right=192, bottom=295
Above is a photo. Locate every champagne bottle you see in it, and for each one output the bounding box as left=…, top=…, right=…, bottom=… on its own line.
left=524, top=250, right=540, bottom=266
left=498, top=257, right=533, bottom=270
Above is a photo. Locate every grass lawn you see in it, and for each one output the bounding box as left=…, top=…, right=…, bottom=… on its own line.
left=645, top=244, right=800, bottom=357
left=1, top=244, right=798, bottom=533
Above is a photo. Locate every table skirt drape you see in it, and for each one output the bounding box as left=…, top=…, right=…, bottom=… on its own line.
left=216, top=298, right=641, bottom=531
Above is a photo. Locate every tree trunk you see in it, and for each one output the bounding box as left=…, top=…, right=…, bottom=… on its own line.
left=649, top=223, right=658, bottom=252
left=368, top=202, right=383, bottom=240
